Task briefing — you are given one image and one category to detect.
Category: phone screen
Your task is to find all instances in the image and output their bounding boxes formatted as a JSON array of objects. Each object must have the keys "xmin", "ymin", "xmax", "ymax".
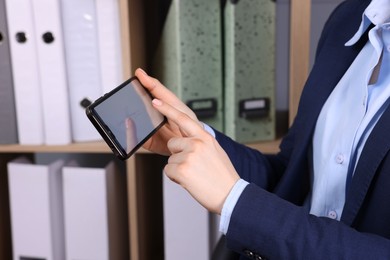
[{"xmin": 87, "ymin": 77, "xmax": 166, "ymax": 159}]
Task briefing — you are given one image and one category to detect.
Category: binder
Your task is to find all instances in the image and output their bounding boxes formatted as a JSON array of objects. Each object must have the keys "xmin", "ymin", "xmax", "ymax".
[
  {"xmin": 163, "ymin": 174, "xmax": 219, "ymax": 260},
  {"xmin": 63, "ymin": 161, "xmax": 129, "ymax": 260},
  {"xmin": 0, "ymin": 0, "xmax": 18, "ymax": 144},
  {"xmin": 32, "ymin": 0, "xmax": 72, "ymax": 145},
  {"xmin": 224, "ymin": 0, "xmax": 276, "ymax": 143},
  {"xmin": 153, "ymin": 0, "xmax": 224, "ymax": 131},
  {"xmin": 5, "ymin": 0, "xmax": 44, "ymax": 144},
  {"xmin": 60, "ymin": 0, "xmax": 103, "ymax": 142},
  {"xmin": 7, "ymin": 157, "xmax": 66, "ymax": 260},
  {"xmin": 96, "ymin": 0, "xmax": 123, "ymax": 93}
]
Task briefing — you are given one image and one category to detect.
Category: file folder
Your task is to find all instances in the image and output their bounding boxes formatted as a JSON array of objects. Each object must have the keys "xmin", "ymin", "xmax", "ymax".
[
  {"xmin": 96, "ymin": 0, "xmax": 123, "ymax": 93},
  {"xmin": 60, "ymin": 0, "xmax": 103, "ymax": 142},
  {"xmin": 0, "ymin": 0, "xmax": 18, "ymax": 144},
  {"xmin": 5, "ymin": 0, "xmax": 44, "ymax": 144},
  {"xmin": 163, "ymin": 174, "xmax": 219, "ymax": 260},
  {"xmin": 32, "ymin": 0, "xmax": 72, "ymax": 145},
  {"xmin": 224, "ymin": 0, "xmax": 276, "ymax": 143},
  {"xmin": 7, "ymin": 157, "xmax": 66, "ymax": 260},
  {"xmin": 153, "ymin": 0, "xmax": 224, "ymax": 131},
  {"xmin": 63, "ymin": 161, "xmax": 128, "ymax": 260}
]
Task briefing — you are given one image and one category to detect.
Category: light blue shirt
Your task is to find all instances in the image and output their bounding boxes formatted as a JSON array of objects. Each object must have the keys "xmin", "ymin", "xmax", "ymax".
[
  {"xmin": 310, "ymin": 16, "xmax": 390, "ymax": 220},
  {"xmin": 215, "ymin": 0, "xmax": 390, "ymax": 233}
]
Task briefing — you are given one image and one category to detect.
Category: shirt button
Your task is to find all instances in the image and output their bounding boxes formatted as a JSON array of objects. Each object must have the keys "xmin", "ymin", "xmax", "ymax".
[
  {"xmin": 328, "ymin": 210, "xmax": 338, "ymax": 219},
  {"xmin": 244, "ymin": 249, "xmax": 254, "ymax": 258},
  {"xmin": 255, "ymin": 254, "xmax": 265, "ymax": 260},
  {"xmin": 335, "ymin": 153, "xmax": 344, "ymax": 164}
]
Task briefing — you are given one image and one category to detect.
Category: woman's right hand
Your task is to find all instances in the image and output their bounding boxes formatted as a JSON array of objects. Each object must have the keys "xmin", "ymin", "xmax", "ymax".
[{"xmin": 135, "ymin": 68, "xmax": 203, "ymax": 156}]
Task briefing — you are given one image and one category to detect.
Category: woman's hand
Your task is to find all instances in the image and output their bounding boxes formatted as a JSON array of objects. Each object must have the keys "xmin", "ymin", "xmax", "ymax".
[
  {"xmin": 151, "ymin": 98, "xmax": 240, "ymax": 215},
  {"xmin": 135, "ymin": 68, "xmax": 203, "ymax": 156}
]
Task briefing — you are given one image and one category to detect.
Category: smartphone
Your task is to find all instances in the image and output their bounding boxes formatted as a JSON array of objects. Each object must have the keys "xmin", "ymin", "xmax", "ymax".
[{"xmin": 86, "ymin": 77, "xmax": 166, "ymax": 160}]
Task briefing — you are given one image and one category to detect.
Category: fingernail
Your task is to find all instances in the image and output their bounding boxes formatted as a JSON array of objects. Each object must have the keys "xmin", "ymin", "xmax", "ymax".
[
  {"xmin": 152, "ymin": 98, "xmax": 162, "ymax": 106},
  {"xmin": 138, "ymin": 68, "xmax": 148, "ymax": 76},
  {"xmin": 125, "ymin": 118, "xmax": 132, "ymax": 129}
]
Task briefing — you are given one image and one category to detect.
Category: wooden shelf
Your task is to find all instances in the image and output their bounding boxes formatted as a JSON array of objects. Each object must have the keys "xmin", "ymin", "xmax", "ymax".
[
  {"xmin": 0, "ymin": 142, "xmax": 102, "ymax": 153},
  {"xmin": 0, "ymin": 141, "xmax": 110, "ymax": 153},
  {"xmin": 0, "ymin": 141, "xmax": 150, "ymax": 154},
  {"xmin": 246, "ymin": 139, "xmax": 281, "ymax": 154},
  {"xmin": 0, "ymin": 140, "xmax": 280, "ymax": 155}
]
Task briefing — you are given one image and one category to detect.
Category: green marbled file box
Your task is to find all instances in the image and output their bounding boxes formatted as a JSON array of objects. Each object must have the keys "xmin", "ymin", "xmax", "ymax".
[
  {"xmin": 153, "ymin": 0, "xmax": 223, "ymax": 131},
  {"xmin": 224, "ymin": 0, "xmax": 276, "ymax": 143}
]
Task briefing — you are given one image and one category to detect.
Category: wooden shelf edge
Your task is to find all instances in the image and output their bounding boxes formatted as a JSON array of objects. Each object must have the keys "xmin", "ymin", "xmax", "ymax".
[
  {"xmin": 246, "ymin": 138, "xmax": 281, "ymax": 154},
  {"xmin": 0, "ymin": 139, "xmax": 281, "ymax": 154},
  {"xmin": 0, "ymin": 142, "xmax": 151, "ymax": 154}
]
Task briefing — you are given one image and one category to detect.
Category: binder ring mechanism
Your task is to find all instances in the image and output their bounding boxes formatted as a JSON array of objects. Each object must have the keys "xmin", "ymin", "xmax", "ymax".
[
  {"xmin": 15, "ymin": 32, "xmax": 27, "ymax": 43},
  {"xmin": 42, "ymin": 32, "xmax": 55, "ymax": 44},
  {"xmin": 239, "ymin": 98, "xmax": 270, "ymax": 119}
]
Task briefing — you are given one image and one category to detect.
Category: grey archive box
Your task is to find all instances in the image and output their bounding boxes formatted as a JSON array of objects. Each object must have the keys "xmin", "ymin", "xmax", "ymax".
[
  {"xmin": 224, "ymin": 0, "xmax": 276, "ymax": 143},
  {"xmin": 153, "ymin": 0, "xmax": 223, "ymax": 131},
  {"xmin": 0, "ymin": 0, "xmax": 18, "ymax": 144}
]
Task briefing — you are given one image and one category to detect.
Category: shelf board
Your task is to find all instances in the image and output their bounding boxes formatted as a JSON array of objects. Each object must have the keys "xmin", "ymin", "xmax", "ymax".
[
  {"xmin": 246, "ymin": 138, "xmax": 281, "ymax": 154},
  {"xmin": 0, "ymin": 141, "xmax": 149, "ymax": 154},
  {"xmin": 0, "ymin": 139, "xmax": 281, "ymax": 154}
]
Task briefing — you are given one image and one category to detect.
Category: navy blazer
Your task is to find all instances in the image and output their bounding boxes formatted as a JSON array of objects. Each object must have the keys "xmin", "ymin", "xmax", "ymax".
[{"xmin": 216, "ymin": 0, "xmax": 390, "ymax": 259}]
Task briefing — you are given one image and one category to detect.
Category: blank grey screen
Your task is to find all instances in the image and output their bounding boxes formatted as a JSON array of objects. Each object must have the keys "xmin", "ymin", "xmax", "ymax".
[{"xmin": 94, "ymin": 80, "xmax": 164, "ymax": 153}]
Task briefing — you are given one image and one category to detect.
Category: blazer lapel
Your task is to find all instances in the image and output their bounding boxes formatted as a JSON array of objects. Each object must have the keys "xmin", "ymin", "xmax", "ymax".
[
  {"xmin": 275, "ymin": 0, "xmax": 372, "ymax": 204},
  {"xmin": 341, "ymin": 105, "xmax": 390, "ymax": 225},
  {"xmin": 292, "ymin": 0, "xmax": 372, "ymax": 149}
]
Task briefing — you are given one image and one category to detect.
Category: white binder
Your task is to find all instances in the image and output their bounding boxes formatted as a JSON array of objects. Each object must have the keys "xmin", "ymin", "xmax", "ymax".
[
  {"xmin": 163, "ymin": 174, "xmax": 219, "ymax": 260},
  {"xmin": 96, "ymin": 0, "xmax": 123, "ymax": 93},
  {"xmin": 5, "ymin": 0, "xmax": 44, "ymax": 145},
  {"xmin": 60, "ymin": 0, "xmax": 103, "ymax": 142},
  {"xmin": 7, "ymin": 157, "xmax": 66, "ymax": 260},
  {"xmin": 32, "ymin": 0, "xmax": 72, "ymax": 145},
  {"xmin": 63, "ymin": 161, "xmax": 128, "ymax": 260}
]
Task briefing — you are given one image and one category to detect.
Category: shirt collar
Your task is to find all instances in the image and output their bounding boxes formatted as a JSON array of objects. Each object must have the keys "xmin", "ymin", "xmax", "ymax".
[{"xmin": 345, "ymin": 0, "xmax": 390, "ymax": 46}]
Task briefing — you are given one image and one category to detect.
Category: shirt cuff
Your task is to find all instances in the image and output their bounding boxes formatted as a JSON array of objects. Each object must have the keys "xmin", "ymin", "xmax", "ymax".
[
  {"xmin": 202, "ymin": 122, "xmax": 216, "ymax": 138},
  {"xmin": 219, "ymin": 179, "xmax": 249, "ymax": 234}
]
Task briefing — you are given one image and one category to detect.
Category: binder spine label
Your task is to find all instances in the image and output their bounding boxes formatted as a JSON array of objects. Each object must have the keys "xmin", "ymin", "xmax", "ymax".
[
  {"xmin": 187, "ymin": 98, "xmax": 217, "ymax": 119},
  {"xmin": 239, "ymin": 98, "xmax": 270, "ymax": 119}
]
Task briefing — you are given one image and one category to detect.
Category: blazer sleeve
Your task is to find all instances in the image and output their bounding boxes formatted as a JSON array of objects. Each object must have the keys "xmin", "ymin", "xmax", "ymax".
[
  {"xmin": 215, "ymin": 130, "xmax": 289, "ymax": 191},
  {"xmin": 217, "ymin": 128, "xmax": 390, "ymax": 259},
  {"xmin": 226, "ymin": 184, "xmax": 390, "ymax": 259}
]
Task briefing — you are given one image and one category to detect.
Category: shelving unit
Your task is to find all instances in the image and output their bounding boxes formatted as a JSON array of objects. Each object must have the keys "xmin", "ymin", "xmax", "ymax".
[
  {"xmin": 289, "ymin": 0, "xmax": 311, "ymax": 124},
  {"xmin": 0, "ymin": 0, "xmax": 312, "ymax": 259}
]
